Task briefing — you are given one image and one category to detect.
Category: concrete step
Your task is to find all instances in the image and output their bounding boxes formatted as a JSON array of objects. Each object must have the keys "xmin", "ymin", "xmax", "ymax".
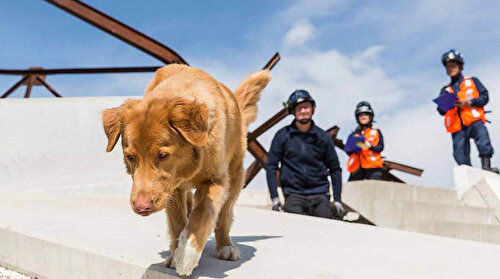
[
  {"xmin": 342, "ymin": 180, "xmax": 463, "ymax": 222},
  {"xmin": 406, "ymin": 221, "xmax": 500, "ymax": 245},
  {"xmin": 343, "ymin": 180, "xmax": 461, "ymax": 207},
  {"xmin": 1, "ymin": 193, "xmax": 500, "ymax": 279},
  {"xmin": 372, "ymin": 200, "xmax": 499, "ymax": 229}
]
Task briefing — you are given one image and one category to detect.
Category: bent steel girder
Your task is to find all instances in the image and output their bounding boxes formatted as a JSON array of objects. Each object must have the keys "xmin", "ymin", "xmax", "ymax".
[{"xmin": 44, "ymin": 0, "xmax": 187, "ymax": 65}]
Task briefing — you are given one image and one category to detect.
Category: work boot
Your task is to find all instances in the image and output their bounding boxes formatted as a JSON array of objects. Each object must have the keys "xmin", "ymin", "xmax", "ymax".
[{"xmin": 480, "ymin": 156, "xmax": 499, "ymax": 174}]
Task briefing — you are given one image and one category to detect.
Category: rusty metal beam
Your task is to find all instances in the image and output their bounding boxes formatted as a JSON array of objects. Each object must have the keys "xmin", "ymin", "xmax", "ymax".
[
  {"xmin": 383, "ymin": 160, "xmax": 423, "ymax": 176},
  {"xmin": 248, "ymin": 140, "xmax": 268, "ymax": 165},
  {"xmin": 44, "ymin": 0, "xmax": 187, "ymax": 65},
  {"xmin": 326, "ymin": 125, "xmax": 345, "ymax": 149},
  {"xmin": 262, "ymin": 52, "xmax": 280, "ymax": 70},
  {"xmin": 244, "ymin": 160, "xmax": 263, "ymax": 187},
  {"xmin": 36, "ymin": 77, "xmax": 62, "ymax": 98},
  {"xmin": 0, "ymin": 66, "xmax": 161, "ymax": 76},
  {"xmin": 248, "ymin": 108, "xmax": 288, "ymax": 142},
  {"xmin": 1, "ymin": 76, "xmax": 29, "ymax": 98},
  {"xmin": 24, "ymin": 76, "xmax": 35, "ymax": 98}
]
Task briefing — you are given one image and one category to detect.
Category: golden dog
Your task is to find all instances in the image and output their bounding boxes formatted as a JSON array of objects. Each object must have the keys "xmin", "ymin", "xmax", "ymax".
[{"xmin": 102, "ymin": 64, "xmax": 271, "ymax": 275}]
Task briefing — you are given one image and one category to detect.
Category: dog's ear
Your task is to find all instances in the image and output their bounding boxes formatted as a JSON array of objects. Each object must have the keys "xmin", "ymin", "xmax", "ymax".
[
  {"xmin": 102, "ymin": 106, "xmax": 123, "ymax": 152},
  {"xmin": 102, "ymin": 99, "xmax": 139, "ymax": 152},
  {"xmin": 169, "ymin": 101, "xmax": 209, "ymax": 147}
]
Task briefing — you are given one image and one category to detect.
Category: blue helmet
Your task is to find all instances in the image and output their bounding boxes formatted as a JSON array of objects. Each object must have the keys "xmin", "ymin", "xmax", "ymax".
[
  {"xmin": 442, "ymin": 49, "xmax": 464, "ymax": 66},
  {"xmin": 285, "ymin": 89, "xmax": 316, "ymax": 114}
]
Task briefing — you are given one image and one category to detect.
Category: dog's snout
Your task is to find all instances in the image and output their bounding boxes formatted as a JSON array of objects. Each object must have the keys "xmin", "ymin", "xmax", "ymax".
[{"xmin": 133, "ymin": 197, "xmax": 154, "ymax": 212}]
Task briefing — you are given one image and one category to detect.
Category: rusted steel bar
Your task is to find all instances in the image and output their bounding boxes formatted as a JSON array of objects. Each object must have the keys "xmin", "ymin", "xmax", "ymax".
[
  {"xmin": 44, "ymin": 0, "xmax": 187, "ymax": 65},
  {"xmin": 247, "ymin": 140, "xmax": 268, "ymax": 165},
  {"xmin": 248, "ymin": 108, "xmax": 288, "ymax": 142},
  {"xmin": 36, "ymin": 77, "xmax": 62, "ymax": 98},
  {"xmin": 1, "ymin": 76, "xmax": 29, "ymax": 98},
  {"xmin": 0, "ymin": 66, "xmax": 161, "ymax": 76},
  {"xmin": 244, "ymin": 160, "xmax": 263, "ymax": 187},
  {"xmin": 262, "ymin": 52, "xmax": 280, "ymax": 70},
  {"xmin": 326, "ymin": 125, "xmax": 345, "ymax": 149},
  {"xmin": 24, "ymin": 76, "xmax": 34, "ymax": 98},
  {"xmin": 383, "ymin": 160, "xmax": 423, "ymax": 176}
]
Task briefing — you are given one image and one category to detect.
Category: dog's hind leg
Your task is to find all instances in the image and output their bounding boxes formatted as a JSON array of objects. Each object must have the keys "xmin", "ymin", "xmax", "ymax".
[
  {"xmin": 214, "ymin": 159, "xmax": 243, "ymax": 261},
  {"xmin": 165, "ymin": 186, "xmax": 189, "ymax": 269}
]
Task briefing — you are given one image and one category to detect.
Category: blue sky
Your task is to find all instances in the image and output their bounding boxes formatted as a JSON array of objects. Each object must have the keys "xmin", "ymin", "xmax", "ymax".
[{"xmin": 2, "ymin": 0, "xmax": 500, "ymax": 189}]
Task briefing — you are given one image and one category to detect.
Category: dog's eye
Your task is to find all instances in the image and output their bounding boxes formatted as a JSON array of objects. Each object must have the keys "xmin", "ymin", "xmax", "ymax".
[
  {"xmin": 126, "ymin": 154, "xmax": 134, "ymax": 161},
  {"xmin": 158, "ymin": 153, "xmax": 168, "ymax": 160}
]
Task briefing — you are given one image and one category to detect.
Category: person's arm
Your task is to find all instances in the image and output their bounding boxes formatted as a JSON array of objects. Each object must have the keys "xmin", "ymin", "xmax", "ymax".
[
  {"xmin": 369, "ymin": 130, "xmax": 384, "ymax": 153},
  {"xmin": 325, "ymin": 136, "xmax": 342, "ymax": 202},
  {"xmin": 470, "ymin": 77, "xmax": 489, "ymax": 107},
  {"xmin": 437, "ymin": 87, "xmax": 448, "ymax": 115},
  {"xmin": 265, "ymin": 131, "xmax": 284, "ymax": 200}
]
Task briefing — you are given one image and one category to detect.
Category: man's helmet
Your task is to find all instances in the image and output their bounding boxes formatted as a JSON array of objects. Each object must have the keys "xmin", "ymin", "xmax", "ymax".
[
  {"xmin": 355, "ymin": 101, "xmax": 374, "ymax": 119},
  {"xmin": 441, "ymin": 49, "xmax": 464, "ymax": 66},
  {"xmin": 285, "ymin": 89, "xmax": 316, "ymax": 114}
]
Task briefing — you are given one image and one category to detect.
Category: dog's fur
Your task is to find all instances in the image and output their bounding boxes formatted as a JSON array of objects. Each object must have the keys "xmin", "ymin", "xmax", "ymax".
[{"xmin": 102, "ymin": 64, "xmax": 271, "ymax": 275}]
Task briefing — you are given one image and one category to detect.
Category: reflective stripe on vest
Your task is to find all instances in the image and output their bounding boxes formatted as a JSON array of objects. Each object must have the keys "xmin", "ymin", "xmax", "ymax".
[{"xmin": 443, "ymin": 77, "xmax": 486, "ymax": 133}]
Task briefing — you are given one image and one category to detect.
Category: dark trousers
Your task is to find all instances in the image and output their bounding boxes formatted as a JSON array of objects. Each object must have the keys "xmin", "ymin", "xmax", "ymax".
[
  {"xmin": 283, "ymin": 193, "xmax": 333, "ymax": 219},
  {"xmin": 452, "ymin": 121, "xmax": 494, "ymax": 165},
  {"xmin": 348, "ymin": 167, "xmax": 383, "ymax": 181}
]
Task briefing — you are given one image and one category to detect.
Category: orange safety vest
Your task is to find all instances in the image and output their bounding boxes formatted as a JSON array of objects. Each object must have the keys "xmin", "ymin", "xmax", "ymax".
[
  {"xmin": 443, "ymin": 77, "xmax": 486, "ymax": 133},
  {"xmin": 347, "ymin": 127, "xmax": 384, "ymax": 173}
]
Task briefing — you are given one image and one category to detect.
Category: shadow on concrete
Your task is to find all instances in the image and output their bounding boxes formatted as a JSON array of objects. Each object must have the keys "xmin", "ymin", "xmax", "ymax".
[{"xmin": 143, "ymin": 235, "xmax": 281, "ymax": 278}]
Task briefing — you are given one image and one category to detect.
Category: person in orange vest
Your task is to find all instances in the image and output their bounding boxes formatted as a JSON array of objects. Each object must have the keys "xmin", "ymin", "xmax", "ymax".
[
  {"xmin": 437, "ymin": 49, "xmax": 499, "ymax": 173},
  {"xmin": 345, "ymin": 101, "xmax": 384, "ymax": 181}
]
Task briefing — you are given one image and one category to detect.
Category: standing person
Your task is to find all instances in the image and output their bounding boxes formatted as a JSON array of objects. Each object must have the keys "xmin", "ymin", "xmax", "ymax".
[
  {"xmin": 345, "ymin": 101, "xmax": 384, "ymax": 181},
  {"xmin": 437, "ymin": 49, "xmax": 498, "ymax": 173},
  {"xmin": 265, "ymin": 89, "xmax": 344, "ymax": 219}
]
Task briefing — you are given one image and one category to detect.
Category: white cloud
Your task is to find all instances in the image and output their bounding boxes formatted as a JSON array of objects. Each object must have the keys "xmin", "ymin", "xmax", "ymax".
[{"xmin": 282, "ymin": 20, "xmax": 317, "ymax": 49}]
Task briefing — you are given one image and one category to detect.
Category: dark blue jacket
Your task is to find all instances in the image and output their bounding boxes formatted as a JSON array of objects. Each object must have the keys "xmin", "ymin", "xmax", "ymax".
[
  {"xmin": 265, "ymin": 120, "xmax": 342, "ymax": 202},
  {"xmin": 437, "ymin": 73, "xmax": 489, "ymax": 116}
]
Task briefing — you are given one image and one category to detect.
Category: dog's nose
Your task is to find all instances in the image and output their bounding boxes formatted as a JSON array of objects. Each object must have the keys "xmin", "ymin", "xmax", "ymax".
[{"xmin": 133, "ymin": 197, "xmax": 154, "ymax": 212}]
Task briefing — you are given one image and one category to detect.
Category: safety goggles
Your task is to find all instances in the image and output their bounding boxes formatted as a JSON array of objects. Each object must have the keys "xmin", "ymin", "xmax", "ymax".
[{"xmin": 288, "ymin": 90, "xmax": 311, "ymax": 104}]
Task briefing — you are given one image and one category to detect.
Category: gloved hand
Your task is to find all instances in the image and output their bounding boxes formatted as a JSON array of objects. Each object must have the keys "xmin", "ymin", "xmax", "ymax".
[
  {"xmin": 333, "ymin": 201, "xmax": 345, "ymax": 217},
  {"xmin": 272, "ymin": 197, "xmax": 282, "ymax": 211},
  {"xmin": 356, "ymin": 141, "xmax": 371, "ymax": 149}
]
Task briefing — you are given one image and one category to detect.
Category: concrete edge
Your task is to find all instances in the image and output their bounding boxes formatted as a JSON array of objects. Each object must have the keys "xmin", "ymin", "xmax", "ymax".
[{"xmin": 0, "ymin": 228, "xmax": 178, "ymax": 279}]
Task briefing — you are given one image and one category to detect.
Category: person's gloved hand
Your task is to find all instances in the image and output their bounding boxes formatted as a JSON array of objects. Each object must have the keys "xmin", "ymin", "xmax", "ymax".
[
  {"xmin": 272, "ymin": 197, "xmax": 282, "ymax": 211},
  {"xmin": 333, "ymin": 201, "xmax": 345, "ymax": 217}
]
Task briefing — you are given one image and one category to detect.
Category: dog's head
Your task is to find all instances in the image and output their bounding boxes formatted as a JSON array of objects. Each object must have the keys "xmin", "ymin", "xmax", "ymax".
[{"xmin": 102, "ymin": 97, "xmax": 208, "ymax": 216}]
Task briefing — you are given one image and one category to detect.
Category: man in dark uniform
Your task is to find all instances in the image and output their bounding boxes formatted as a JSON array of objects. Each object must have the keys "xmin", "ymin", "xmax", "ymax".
[{"xmin": 265, "ymin": 90, "xmax": 344, "ymax": 218}]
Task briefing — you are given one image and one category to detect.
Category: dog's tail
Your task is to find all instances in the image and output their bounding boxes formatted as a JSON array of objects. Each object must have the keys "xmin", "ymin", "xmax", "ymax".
[{"xmin": 233, "ymin": 70, "xmax": 272, "ymax": 129}]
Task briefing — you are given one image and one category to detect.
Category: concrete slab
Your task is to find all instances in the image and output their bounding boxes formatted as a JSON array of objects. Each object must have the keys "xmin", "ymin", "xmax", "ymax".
[
  {"xmin": 372, "ymin": 200, "xmax": 499, "ymax": 227},
  {"xmin": 406, "ymin": 221, "xmax": 500, "ymax": 244},
  {"xmin": 1, "ymin": 193, "xmax": 500, "ymax": 279},
  {"xmin": 0, "ymin": 97, "xmax": 134, "ymax": 192},
  {"xmin": 454, "ymin": 165, "xmax": 500, "ymax": 198},
  {"xmin": 342, "ymin": 180, "xmax": 462, "ymax": 223}
]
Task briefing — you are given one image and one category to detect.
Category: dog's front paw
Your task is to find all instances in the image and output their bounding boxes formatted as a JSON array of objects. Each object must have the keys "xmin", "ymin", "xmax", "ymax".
[
  {"xmin": 216, "ymin": 245, "xmax": 240, "ymax": 261},
  {"xmin": 173, "ymin": 230, "xmax": 202, "ymax": 276},
  {"xmin": 165, "ymin": 254, "xmax": 176, "ymax": 269}
]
